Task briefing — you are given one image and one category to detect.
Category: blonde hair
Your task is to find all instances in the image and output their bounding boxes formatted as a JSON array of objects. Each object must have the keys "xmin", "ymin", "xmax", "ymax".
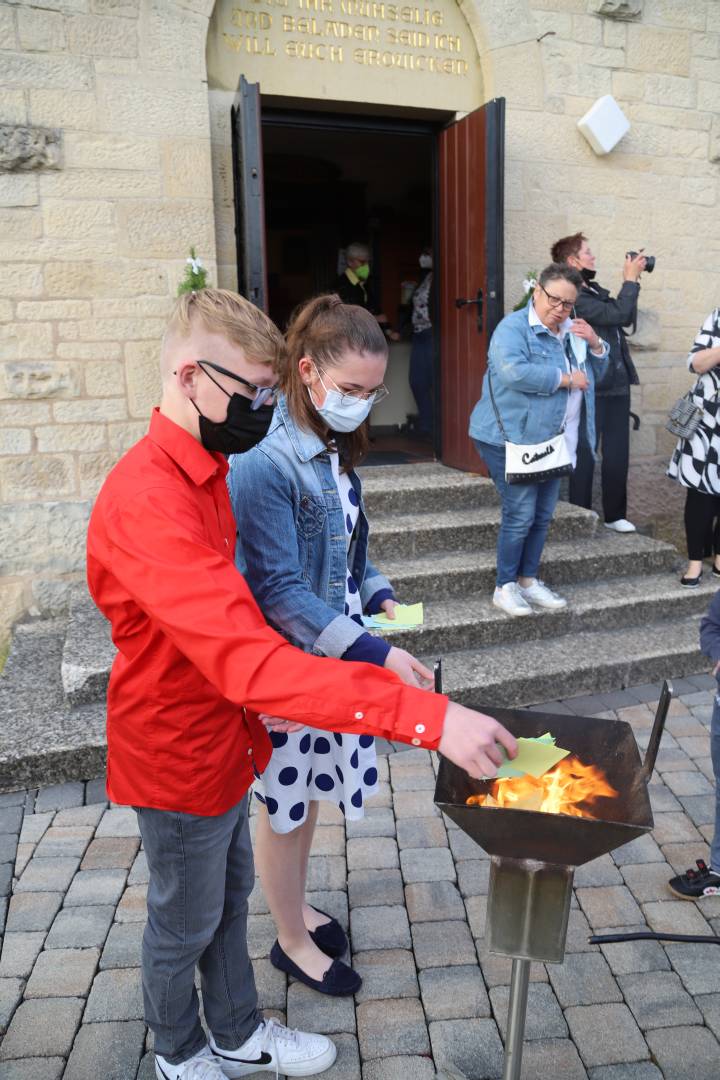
[{"xmin": 164, "ymin": 288, "xmax": 284, "ymax": 371}]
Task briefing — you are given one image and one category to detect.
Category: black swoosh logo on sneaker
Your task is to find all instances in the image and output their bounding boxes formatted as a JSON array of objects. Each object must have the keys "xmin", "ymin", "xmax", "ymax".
[{"xmin": 214, "ymin": 1050, "xmax": 273, "ymax": 1065}]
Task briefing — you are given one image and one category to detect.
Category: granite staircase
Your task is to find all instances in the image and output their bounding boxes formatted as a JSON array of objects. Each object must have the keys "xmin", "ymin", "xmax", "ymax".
[{"xmin": 0, "ymin": 462, "xmax": 712, "ymax": 790}]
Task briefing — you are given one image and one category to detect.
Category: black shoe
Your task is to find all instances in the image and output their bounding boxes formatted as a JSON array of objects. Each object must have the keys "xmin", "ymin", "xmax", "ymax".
[
  {"xmin": 680, "ymin": 572, "xmax": 703, "ymax": 588},
  {"xmin": 669, "ymin": 858, "xmax": 720, "ymax": 899},
  {"xmin": 713, "ymin": 564, "xmax": 720, "ymax": 578},
  {"xmin": 270, "ymin": 940, "xmax": 362, "ymax": 996},
  {"xmin": 308, "ymin": 908, "xmax": 348, "ymax": 958}
]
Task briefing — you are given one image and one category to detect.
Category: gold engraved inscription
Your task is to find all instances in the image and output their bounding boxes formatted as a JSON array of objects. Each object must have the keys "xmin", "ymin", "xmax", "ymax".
[{"xmin": 224, "ymin": 0, "xmax": 471, "ymax": 74}]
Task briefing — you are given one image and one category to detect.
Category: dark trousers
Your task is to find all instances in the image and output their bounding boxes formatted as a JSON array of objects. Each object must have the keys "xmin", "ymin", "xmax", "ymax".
[
  {"xmin": 569, "ymin": 394, "xmax": 630, "ymax": 523},
  {"xmin": 684, "ymin": 487, "xmax": 720, "ymax": 561},
  {"xmin": 409, "ymin": 328, "xmax": 434, "ymax": 436}
]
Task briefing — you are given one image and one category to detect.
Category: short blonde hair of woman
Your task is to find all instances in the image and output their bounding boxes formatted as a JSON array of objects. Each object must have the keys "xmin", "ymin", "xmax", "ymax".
[{"xmin": 164, "ymin": 288, "xmax": 284, "ymax": 372}]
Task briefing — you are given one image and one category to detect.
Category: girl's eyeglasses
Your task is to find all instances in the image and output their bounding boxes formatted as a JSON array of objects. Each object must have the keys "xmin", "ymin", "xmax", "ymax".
[
  {"xmin": 198, "ymin": 359, "xmax": 278, "ymax": 410},
  {"xmin": 313, "ymin": 364, "xmax": 390, "ymax": 407}
]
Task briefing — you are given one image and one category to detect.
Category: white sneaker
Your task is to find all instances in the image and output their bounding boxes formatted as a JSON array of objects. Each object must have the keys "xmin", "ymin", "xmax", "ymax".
[
  {"xmin": 604, "ymin": 519, "xmax": 636, "ymax": 533},
  {"xmin": 156, "ymin": 1046, "xmax": 228, "ymax": 1080},
  {"xmin": 492, "ymin": 582, "xmax": 533, "ymax": 617},
  {"xmin": 210, "ymin": 1018, "xmax": 337, "ymax": 1078},
  {"xmin": 518, "ymin": 579, "xmax": 567, "ymax": 610}
]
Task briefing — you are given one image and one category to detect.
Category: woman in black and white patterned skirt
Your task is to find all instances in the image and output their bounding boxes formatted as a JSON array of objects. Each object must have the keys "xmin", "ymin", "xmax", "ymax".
[{"xmin": 668, "ymin": 308, "xmax": 720, "ymax": 586}]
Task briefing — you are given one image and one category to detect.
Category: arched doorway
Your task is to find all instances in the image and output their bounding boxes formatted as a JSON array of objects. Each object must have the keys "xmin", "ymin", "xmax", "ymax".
[{"xmin": 205, "ymin": 0, "xmax": 503, "ymax": 471}]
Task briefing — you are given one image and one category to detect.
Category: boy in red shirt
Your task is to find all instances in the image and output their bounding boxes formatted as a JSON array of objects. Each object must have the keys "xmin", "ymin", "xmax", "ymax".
[{"xmin": 88, "ymin": 288, "xmax": 515, "ymax": 1080}]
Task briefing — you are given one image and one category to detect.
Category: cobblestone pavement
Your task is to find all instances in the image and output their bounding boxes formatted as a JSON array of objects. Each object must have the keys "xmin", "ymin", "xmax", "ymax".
[{"xmin": 2, "ymin": 675, "xmax": 720, "ymax": 1079}]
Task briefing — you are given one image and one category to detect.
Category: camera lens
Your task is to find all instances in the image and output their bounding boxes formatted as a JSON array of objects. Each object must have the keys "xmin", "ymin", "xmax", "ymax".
[{"xmin": 645, "ymin": 255, "xmax": 655, "ymax": 273}]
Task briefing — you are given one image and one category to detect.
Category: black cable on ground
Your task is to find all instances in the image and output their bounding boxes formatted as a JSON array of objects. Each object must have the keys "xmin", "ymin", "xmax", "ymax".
[{"xmin": 590, "ymin": 931, "xmax": 720, "ymax": 945}]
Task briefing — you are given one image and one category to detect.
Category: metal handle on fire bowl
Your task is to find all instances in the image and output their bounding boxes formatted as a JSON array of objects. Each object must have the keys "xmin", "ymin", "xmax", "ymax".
[{"xmin": 642, "ymin": 679, "xmax": 674, "ymax": 782}]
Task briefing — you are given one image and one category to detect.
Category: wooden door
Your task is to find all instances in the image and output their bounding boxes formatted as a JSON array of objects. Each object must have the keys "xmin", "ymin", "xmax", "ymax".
[
  {"xmin": 438, "ymin": 98, "xmax": 505, "ymax": 472},
  {"xmin": 231, "ymin": 76, "xmax": 268, "ymax": 311}
]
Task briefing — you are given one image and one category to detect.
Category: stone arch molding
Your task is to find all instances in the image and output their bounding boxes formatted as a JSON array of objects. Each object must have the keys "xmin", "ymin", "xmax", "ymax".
[{"xmin": 191, "ymin": 0, "xmax": 542, "ymax": 108}]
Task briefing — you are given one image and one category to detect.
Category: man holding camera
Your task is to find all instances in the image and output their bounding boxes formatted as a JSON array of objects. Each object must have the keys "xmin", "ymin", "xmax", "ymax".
[{"xmin": 551, "ymin": 232, "xmax": 647, "ymax": 533}]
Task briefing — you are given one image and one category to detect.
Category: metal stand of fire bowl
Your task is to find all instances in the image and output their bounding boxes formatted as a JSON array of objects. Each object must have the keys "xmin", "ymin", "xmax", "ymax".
[{"xmin": 434, "ymin": 680, "xmax": 673, "ymax": 1080}]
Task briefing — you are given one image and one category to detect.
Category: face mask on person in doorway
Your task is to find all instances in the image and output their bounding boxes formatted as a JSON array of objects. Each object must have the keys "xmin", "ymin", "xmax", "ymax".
[
  {"xmin": 354, "ymin": 263, "xmax": 370, "ymax": 282},
  {"xmin": 419, "ymin": 254, "xmax": 433, "ymax": 270}
]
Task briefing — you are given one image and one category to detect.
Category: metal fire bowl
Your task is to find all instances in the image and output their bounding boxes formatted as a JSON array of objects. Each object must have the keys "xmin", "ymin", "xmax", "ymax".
[{"xmin": 435, "ymin": 706, "xmax": 654, "ymax": 868}]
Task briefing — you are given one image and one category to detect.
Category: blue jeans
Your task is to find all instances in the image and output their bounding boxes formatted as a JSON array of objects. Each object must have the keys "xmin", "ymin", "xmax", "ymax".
[
  {"xmin": 136, "ymin": 796, "xmax": 260, "ymax": 1064},
  {"xmin": 474, "ymin": 439, "xmax": 562, "ymax": 588},
  {"xmin": 712, "ymin": 682, "xmax": 720, "ymax": 872}
]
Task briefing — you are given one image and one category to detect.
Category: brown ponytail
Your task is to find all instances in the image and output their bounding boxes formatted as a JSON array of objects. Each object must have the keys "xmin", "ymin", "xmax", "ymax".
[{"xmin": 282, "ymin": 294, "xmax": 388, "ymax": 471}]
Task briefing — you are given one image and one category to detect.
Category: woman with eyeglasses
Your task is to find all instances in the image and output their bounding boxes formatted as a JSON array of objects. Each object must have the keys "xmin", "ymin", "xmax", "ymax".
[
  {"xmin": 228, "ymin": 294, "xmax": 433, "ymax": 996},
  {"xmin": 469, "ymin": 263, "xmax": 609, "ymax": 618}
]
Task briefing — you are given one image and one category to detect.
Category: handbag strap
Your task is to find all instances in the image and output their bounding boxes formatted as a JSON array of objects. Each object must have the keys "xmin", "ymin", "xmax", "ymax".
[{"xmin": 486, "ymin": 369, "xmax": 509, "ymax": 441}]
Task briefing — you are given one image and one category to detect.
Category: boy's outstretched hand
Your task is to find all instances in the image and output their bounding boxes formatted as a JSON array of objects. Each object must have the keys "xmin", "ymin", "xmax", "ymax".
[{"xmin": 438, "ymin": 702, "xmax": 517, "ymax": 780}]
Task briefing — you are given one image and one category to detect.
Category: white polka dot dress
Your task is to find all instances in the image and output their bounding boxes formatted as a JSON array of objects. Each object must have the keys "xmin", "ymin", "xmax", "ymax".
[{"xmin": 254, "ymin": 450, "xmax": 380, "ymax": 834}]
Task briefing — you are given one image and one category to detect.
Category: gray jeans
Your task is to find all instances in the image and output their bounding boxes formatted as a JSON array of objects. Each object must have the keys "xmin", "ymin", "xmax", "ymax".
[{"xmin": 136, "ymin": 796, "xmax": 261, "ymax": 1065}]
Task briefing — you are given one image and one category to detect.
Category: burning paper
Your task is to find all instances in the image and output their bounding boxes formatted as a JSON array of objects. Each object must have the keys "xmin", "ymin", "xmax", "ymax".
[{"xmin": 467, "ymin": 754, "xmax": 618, "ymax": 819}]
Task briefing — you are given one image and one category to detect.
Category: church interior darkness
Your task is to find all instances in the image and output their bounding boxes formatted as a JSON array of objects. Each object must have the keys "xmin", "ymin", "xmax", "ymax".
[{"xmin": 261, "ymin": 114, "xmax": 437, "ymax": 463}]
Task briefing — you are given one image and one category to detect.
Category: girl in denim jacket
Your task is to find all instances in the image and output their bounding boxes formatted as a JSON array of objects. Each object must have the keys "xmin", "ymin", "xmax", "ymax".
[{"xmin": 228, "ymin": 295, "xmax": 432, "ymax": 997}]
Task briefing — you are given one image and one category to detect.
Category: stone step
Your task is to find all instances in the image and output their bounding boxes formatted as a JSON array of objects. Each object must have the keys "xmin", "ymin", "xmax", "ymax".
[
  {"xmin": 0, "ymin": 617, "xmax": 107, "ymax": 792},
  {"xmin": 359, "ymin": 462, "xmax": 495, "ymax": 514},
  {"xmin": 435, "ymin": 614, "xmax": 705, "ymax": 709},
  {"xmin": 369, "ymin": 501, "xmax": 597, "ymax": 560},
  {"xmin": 61, "ymin": 589, "xmax": 115, "ymax": 708},
  {"xmin": 374, "ymin": 571, "xmax": 715, "ymax": 656},
  {"xmin": 381, "ymin": 532, "xmax": 678, "ymax": 601}
]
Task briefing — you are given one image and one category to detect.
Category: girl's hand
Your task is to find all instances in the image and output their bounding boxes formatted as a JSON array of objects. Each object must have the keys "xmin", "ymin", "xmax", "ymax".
[
  {"xmin": 260, "ymin": 714, "xmax": 305, "ymax": 734},
  {"xmin": 384, "ymin": 647, "xmax": 434, "ymax": 689},
  {"xmin": 380, "ymin": 599, "xmax": 398, "ymax": 620}
]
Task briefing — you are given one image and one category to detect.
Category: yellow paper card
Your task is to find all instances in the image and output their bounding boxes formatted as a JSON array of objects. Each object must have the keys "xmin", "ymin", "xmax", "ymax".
[
  {"xmin": 496, "ymin": 737, "xmax": 570, "ymax": 779},
  {"xmin": 367, "ymin": 603, "xmax": 424, "ymax": 629}
]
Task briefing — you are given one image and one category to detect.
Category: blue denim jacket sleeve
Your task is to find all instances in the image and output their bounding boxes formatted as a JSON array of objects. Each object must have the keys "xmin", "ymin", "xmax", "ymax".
[
  {"xmin": 228, "ymin": 449, "xmax": 366, "ymax": 659},
  {"xmin": 700, "ymin": 590, "xmax": 720, "ymax": 663},
  {"xmin": 360, "ymin": 556, "xmax": 393, "ymax": 610},
  {"xmin": 491, "ymin": 320, "xmax": 564, "ymax": 397}
]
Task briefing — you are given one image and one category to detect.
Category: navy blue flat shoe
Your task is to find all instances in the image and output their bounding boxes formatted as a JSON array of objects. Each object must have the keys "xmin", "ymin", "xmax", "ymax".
[
  {"xmin": 308, "ymin": 908, "xmax": 348, "ymax": 958},
  {"xmin": 270, "ymin": 940, "xmax": 361, "ymax": 996}
]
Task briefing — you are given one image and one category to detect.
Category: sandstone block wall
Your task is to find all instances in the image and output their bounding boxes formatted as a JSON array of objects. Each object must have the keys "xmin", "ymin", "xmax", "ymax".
[
  {"xmin": 0, "ymin": 0, "xmax": 218, "ymax": 641},
  {"xmin": 1, "ymin": 0, "xmax": 719, "ymax": 645}
]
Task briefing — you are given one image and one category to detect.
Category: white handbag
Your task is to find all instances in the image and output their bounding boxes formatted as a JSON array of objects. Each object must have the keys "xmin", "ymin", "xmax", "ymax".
[{"xmin": 487, "ymin": 371, "xmax": 573, "ymax": 485}]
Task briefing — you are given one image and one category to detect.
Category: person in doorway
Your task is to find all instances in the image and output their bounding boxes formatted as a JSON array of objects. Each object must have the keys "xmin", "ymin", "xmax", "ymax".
[
  {"xmin": 229, "ymin": 294, "xmax": 433, "ymax": 996},
  {"xmin": 469, "ymin": 264, "xmax": 608, "ymax": 618},
  {"xmin": 87, "ymin": 287, "xmax": 518, "ymax": 1080},
  {"xmin": 335, "ymin": 241, "xmax": 399, "ymax": 341},
  {"xmin": 551, "ymin": 232, "xmax": 645, "ymax": 533},
  {"xmin": 409, "ymin": 245, "xmax": 434, "ymax": 439},
  {"xmin": 668, "ymin": 587, "xmax": 720, "ymax": 897},
  {"xmin": 668, "ymin": 307, "xmax": 720, "ymax": 587}
]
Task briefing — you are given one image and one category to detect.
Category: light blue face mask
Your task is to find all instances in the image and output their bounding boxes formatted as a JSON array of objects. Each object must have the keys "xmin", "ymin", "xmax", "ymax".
[{"xmin": 309, "ymin": 370, "xmax": 375, "ymax": 433}]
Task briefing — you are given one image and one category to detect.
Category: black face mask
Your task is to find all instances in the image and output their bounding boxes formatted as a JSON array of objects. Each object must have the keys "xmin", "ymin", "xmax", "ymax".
[
  {"xmin": 193, "ymin": 392, "xmax": 273, "ymax": 455},
  {"xmin": 581, "ymin": 267, "xmax": 596, "ymax": 283}
]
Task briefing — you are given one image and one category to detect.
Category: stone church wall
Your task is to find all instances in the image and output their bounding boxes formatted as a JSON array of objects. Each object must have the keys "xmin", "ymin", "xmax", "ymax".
[{"xmin": 0, "ymin": 0, "xmax": 719, "ymax": 642}]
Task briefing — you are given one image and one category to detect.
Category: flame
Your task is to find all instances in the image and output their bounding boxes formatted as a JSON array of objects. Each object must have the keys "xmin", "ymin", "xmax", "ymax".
[{"xmin": 466, "ymin": 755, "xmax": 617, "ymax": 819}]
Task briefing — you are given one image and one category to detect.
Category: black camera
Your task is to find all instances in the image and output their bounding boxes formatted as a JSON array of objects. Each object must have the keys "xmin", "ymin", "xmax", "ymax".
[{"xmin": 627, "ymin": 250, "xmax": 655, "ymax": 273}]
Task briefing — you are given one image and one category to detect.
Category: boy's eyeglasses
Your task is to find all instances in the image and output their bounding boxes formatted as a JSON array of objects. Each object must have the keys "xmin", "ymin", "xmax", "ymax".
[
  {"xmin": 314, "ymin": 364, "xmax": 390, "ymax": 407},
  {"xmin": 198, "ymin": 359, "xmax": 278, "ymax": 410},
  {"xmin": 539, "ymin": 284, "xmax": 575, "ymax": 312}
]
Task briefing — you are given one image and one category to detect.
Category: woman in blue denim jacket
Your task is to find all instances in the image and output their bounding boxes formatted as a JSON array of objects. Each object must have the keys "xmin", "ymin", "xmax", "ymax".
[
  {"xmin": 469, "ymin": 263, "xmax": 609, "ymax": 618},
  {"xmin": 228, "ymin": 295, "xmax": 432, "ymax": 998}
]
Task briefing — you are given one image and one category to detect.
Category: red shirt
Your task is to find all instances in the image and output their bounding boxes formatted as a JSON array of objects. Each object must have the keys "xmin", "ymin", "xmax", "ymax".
[{"xmin": 87, "ymin": 409, "xmax": 447, "ymax": 815}]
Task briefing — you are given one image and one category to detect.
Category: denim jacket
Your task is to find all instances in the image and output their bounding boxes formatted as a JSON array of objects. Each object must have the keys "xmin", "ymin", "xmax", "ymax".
[
  {"xmin": 468, "ymin": 302, "xmax": 609, "ymax": 452},
  {"xmin": 228, "ymin": 393, "xmax": 392, "ymax": 659}
]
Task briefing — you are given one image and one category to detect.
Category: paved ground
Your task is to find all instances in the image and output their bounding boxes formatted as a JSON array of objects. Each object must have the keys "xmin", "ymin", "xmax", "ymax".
[{"xmin": 1, "ymin": 675, "xmax": 720, "ymax": 1079}]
